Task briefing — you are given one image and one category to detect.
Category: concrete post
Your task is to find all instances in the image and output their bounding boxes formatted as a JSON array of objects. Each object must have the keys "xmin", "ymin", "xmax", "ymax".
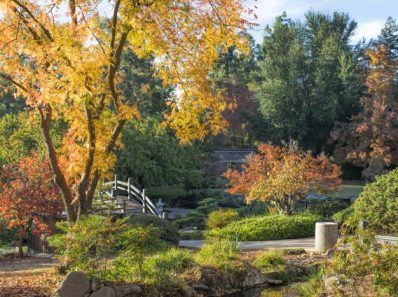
[{"xmin": 315, "ymin": 222, "xmax": 338, "ymax": 253}]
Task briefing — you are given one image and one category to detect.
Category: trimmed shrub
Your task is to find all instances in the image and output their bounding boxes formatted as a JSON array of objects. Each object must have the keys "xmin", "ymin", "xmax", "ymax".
[
  {"xmin": 207, "ymin": 214, "xmax": 321, "ymax": 241},
  {"xmin": 207, "ymin": 209, "xmax": 240, "ymax": 229},
  {"xmin": 353, "ymin": 168, "xmax": 398, "ymax": 234},
  {"xmin": 126, "ymin": 214, "xmax": 180, "ymax": 246}
]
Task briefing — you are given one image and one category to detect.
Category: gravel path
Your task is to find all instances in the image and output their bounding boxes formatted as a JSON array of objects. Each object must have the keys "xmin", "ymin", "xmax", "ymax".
[{"xmin": 179, "ymin": 238, "xmax": 315, "ymax": 251}]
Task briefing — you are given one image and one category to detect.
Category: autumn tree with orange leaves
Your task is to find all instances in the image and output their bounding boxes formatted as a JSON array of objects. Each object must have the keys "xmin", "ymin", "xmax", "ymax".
[
  {"xmin": 332, "ymin": 45, "xmax": 398, "ymax": 179},
  {"xmin": 0, "ymin": 0, "xmax": 253, "ymax": 221},
  {"xmin": 224, "ymin": 144, "xmax": 341, "ymax": 215},
  {"xmin": 0, "ymin": 153, "xmax": 62, "ymax": 256}
]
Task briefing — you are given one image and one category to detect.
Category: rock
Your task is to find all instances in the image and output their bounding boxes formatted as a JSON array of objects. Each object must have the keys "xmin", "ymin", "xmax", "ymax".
[
  {"xmin": 241, "ymin": 265, "xmax": 266, "ymax": 288},
  {"xmin": 191, "ymin": 284, "xmax": 210, "ymax": 292},
  {"xmin": 114, "ymin": 284, "xmax": 142, "ymax": 297},
  {"xmin": 90, "ymin": 287, "xmax": 116, "ymax": 297},
  {"xmin": 52, "ymin": 271, "xmax": 91, "ymax": 297},
  {"xmin": 264, "ymin": 277, "xmax": 283, "ymax": 285},
  {"xmin": 323, "ymin": 248, "xmax": 335, "ymax": 257},
  {"xmin": 324, "ymin": 276, "xmax": 339, "ymax": 291},
  {"xmin": 91, "ymin": 279, "xmax": 101, "ymax": 292}
]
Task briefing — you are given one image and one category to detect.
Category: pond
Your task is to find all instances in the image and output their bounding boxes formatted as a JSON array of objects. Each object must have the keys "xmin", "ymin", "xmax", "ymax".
[{"xmin": 223, "ymin": 283, "xmax": 303, "ymax": 297}]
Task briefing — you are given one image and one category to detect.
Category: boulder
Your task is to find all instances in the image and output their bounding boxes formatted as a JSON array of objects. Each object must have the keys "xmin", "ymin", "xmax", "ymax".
[
  {"xmin": 90, "ymin": 287, "xmax": 116, "ymax": 297},
  {"xmin": 241, "ymin": 265, "xmax": 266, "ymax": 288},
  {"xmin": 52, "ymin": 271, "xmax": 91, "ymax": 297},
  {"xmin": 114, "ymin": 284, "xmax": 142, "ymax": 297},
  {"xmin": 324, "ymin": 276, "xmax": 339, "ymax": 291}
]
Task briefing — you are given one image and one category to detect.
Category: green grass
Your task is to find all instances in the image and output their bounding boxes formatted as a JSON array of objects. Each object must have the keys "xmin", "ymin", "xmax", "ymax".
[{"xmin": 328, "ymin": 184, "xmax": 364, "ymax": 199}]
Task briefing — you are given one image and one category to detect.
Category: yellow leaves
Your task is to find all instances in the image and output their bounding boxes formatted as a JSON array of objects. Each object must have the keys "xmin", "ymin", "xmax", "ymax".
[{"xmin": 0, "ymin": 0, "xmax": 251, "ymax": 199}]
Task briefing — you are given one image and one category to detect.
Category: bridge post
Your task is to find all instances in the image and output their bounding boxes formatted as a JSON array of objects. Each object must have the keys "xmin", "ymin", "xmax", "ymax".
[
  {"xmin": 112, "ymin": 174, "xmax": 118, "ymax": 198},
  {"xmin": 127, "ymin": 178, "xmax": 131, "ymax": 201},
  {"xmin": 142, "ymin": 188, "xmax": 146, "ymax": 214}
]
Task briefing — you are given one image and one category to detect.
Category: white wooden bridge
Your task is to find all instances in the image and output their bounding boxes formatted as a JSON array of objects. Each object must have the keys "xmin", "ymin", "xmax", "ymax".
[{"xmin": 102, "ymin": 176, "xmax": 162, "ymax": 217}]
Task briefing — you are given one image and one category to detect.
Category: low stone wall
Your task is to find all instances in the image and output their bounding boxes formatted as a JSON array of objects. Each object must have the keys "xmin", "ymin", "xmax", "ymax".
[{"xmin": 52, "ymin": 267, "xmax": 266, "ymax": 297}]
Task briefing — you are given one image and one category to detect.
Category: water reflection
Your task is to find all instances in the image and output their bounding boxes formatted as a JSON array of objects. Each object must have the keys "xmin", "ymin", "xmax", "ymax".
[{"xmin": 221, "ymin": 286, "xmax": 298, "ymax": 297}]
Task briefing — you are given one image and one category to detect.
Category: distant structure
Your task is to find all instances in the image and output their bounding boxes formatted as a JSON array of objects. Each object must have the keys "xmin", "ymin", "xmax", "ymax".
[{"xmin": 206, "ymin": 148, "xmax": 255, "ymax": 178}]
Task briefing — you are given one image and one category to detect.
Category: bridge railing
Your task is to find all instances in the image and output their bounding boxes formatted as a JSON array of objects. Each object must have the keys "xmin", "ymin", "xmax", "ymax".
[{"xmin": 104, "ymin": 176, "xmax": 159, "ymax": 216}]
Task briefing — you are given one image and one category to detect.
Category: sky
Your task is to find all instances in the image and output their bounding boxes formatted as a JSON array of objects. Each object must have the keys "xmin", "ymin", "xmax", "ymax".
[{"xmin": 246, "ymin": 0, "xmax": 398, "ymax": 44}]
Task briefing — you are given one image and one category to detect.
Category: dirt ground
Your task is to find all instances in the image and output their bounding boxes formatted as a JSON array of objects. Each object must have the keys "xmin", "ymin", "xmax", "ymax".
[{"xmin": 0, "ymin": 254, "xmax": 62, "ymax": 297}]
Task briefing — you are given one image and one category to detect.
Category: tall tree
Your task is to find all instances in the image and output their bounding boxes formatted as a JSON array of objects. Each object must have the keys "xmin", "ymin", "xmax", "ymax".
[
  {"xmin": 0, "ymin": 153, "xmax": 62, "ymax": 256},
  {"xmin": 209, "ymin": 34, "xmax": 264, "ymax": 147},
  {"xmin": 252, "ymin": 12, "xmax": 363, "ymax": 153},
  {"xmin": 378, "ymin": 17, "xmax": 398, "ymax": 59},
  {"xmin": 0, "ymin": 0, "xmax": 251, "ymax": 221},
  {"xmin": 332, "ymin": 45, "xmax": 398, "ymax": 179}
]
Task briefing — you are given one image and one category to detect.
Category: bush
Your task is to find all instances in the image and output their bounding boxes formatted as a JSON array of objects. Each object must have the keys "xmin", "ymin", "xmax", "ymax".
[
  {"xmin": 174, "ymin": 197, "xmax": 220, "ymax": 229},
  {"xmin": 207, "ymin": 209, "xmax": 240, "ymax": 229},
  {"xmin": 353, "ymin": 168, "xmax": 398, "ymax": 234},
  {"xmin": 48, "ymin": 215, "xmax": 166, "ymax": 282},
  {"xmin": 207, "ymin": 214, "xmax": 321, "ymax": 241},
  {"xmin": 126, "ymin": 214, "xmax": 180, "ymax": 246},
  {"xmin": 330, "ymin": 231, "xmax": 398, "ymax": 296}
]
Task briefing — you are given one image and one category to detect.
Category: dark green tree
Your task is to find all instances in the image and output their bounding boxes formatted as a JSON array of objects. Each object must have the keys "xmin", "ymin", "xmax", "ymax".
[
  {"xmin": 252, "ymin": 12, "xmax": 363, "ymax": 153},
  {"xmin": 209, "ymin": 34, "xmax": 266, "ymax": 147},
  {"xmin": 116, "ymin": 117, "xmax": 204, "ymax": 189},
  {"xmin": 377, "ymin": 17, "xmax": 398, "ymax": 59}
]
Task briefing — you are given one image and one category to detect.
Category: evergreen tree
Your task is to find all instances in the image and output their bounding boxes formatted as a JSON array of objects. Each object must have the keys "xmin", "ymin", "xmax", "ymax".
[{"xmin": 252, "ymin": 12, "xmax": 363, "ymax": 153}]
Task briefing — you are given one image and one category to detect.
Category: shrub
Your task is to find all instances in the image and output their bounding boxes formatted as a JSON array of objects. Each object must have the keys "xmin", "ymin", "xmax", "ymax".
[
  {"xmin": 207, "ymin": 209, "xmax": 240, "ymax": 229},
  {"xmin": 48, "ymin": 216, "xmax": 127, "ymax": 279},
  {"xmin": 174, "ymin": 197, "xmax": 220, "ymax": 229},
  {"xmin": 48, "ymin": 215, "xmax": 166, "ymax": 282},
  {"xmin": 207, "ymin": 214, "xmax": 321, "ymax": 241},
  {"xmin": 353, "ymin": 168, "xmax": 398, "ymax": 234},
  {"xmin": 330, "ymin": 231, "xmax": 398, "ymax": 296},
  {"xmin": 126, "ymin": 214, "xmax": 179, "ymax": 246}
]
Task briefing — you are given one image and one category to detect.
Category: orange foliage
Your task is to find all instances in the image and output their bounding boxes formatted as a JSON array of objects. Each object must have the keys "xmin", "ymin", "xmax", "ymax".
[
  {"xmin": 0, "ymin": 153, "xmax": 63, "ymax": 255},
  {"xmin": 332, "ymin": 45, "xmax": 398, "ymax": 179},
  {"xmin": 224, "ymin": 144, "xmax": 341, "ymax": 214}
]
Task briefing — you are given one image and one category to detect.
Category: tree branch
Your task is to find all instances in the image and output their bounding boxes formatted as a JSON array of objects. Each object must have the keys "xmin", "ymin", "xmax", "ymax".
[
  {"xmin": 0, "ymin": 72, "xmax": 29, "ymax": 92},
  {"xmin": 11, "ymin": 0, "xmax": 53, "ymax": 41}
]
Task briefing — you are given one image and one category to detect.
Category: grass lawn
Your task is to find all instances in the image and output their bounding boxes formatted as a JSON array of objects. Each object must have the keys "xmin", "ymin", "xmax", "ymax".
[{"xmin": 329, "ymin": 183, "xmax": 365, "ymax": 199}]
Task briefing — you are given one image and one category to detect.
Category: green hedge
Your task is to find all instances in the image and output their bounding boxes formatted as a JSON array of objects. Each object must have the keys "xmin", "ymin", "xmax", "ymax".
[{"xmin": 207, "ymin": 214, "xmax": 321, "ymax": 241}]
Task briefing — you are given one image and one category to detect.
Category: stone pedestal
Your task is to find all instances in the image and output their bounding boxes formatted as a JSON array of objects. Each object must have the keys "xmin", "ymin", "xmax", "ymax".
[{"xmin": 315, "ymin": 222, "xmax": 338, "ymax": 253}]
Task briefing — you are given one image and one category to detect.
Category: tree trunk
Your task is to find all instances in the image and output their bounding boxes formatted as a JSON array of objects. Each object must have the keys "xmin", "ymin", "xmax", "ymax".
[{"xmin": 17, "ymin": 227, "xmax": 25, "ymax": 257}]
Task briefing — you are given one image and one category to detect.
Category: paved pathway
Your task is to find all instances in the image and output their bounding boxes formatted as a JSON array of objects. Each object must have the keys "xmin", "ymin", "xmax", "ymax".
[{"xmin": 179, "ymin": 238, "xmax": 315, "ymax": 251}]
